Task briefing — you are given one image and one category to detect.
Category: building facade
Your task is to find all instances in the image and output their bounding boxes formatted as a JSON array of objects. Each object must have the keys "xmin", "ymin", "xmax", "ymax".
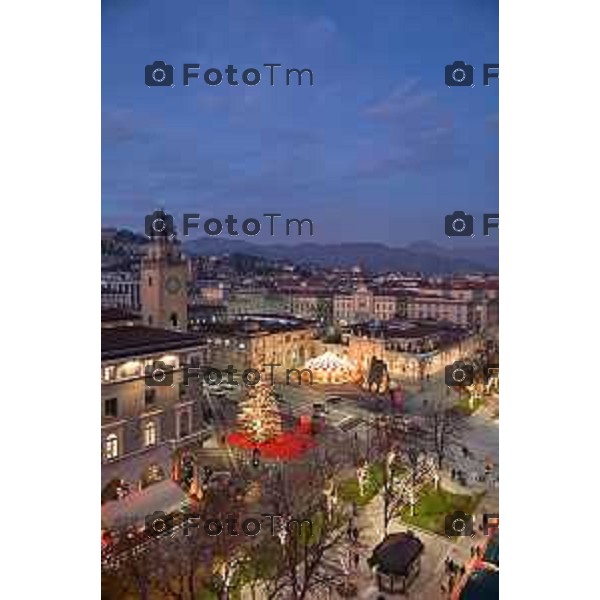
[
  {"xmin": 226, "ymin": 288, "xmax": 293, "ymax": 317},
  {"xmin": 333, "ymin": 285, "xmax": 398, "ymax": 324},
  {"xmin": 101, "ymin": 269, "xmax": 141, "ymax": 311},
  {"xmin": 101, "ymin": 326, "xmax": 209, "ymax": 504},
  {"xmin": 346, "ymin": 320, "xmax": 479, "ymax": 383},
  {"xmin": 200, "ymin": 316, "xmax": 320, "ymax": 378},
  {"xmin": 291, "ymin": 292, "xmax": 333, "ymax": 324}
]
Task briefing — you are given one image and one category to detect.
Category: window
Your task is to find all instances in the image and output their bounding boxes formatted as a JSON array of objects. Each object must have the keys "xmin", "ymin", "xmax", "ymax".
[
  {"xmin": 170, "ymin": 312, "xmax": 179, "ymax": 327},
  {"xmin": 145, "ymin": 464, "xmax": 164, "ymax": 485},
  {"xmin": 144, "ymin": 420, "xmax": 158, "ymax": 447},
  {"xmin": 148, "ymin": 276, "xmax": 153, "ymax": 286},
  {"xmin": 104, "ymin": 397, "xmax": 118, "ymax": 418},
  {"xmin": 145, "ymin": 388, "xmax": 156, "ymax": 407},
  {"xmin": 179, "ymin": 409, "xmax": 191, "ymax": 438},
  {"xmin": 105, "ymin": 433, "xmax": 119, "ymax": 460}
]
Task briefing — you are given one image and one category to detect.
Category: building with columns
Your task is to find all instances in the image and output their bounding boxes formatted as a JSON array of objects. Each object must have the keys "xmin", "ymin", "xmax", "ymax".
[{"xmin": 345, "ymin": 320, "xmax": 479, "ymax": 383}]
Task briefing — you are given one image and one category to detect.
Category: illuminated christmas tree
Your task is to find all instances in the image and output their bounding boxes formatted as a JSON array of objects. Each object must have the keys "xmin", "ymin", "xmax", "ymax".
[{"xmin": 237, "ymin": 383, "xmax": 282, "ymax": 443}]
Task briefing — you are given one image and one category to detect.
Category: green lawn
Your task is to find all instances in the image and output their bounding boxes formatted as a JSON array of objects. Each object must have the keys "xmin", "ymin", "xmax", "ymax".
[
  {"xmin": 337, "ymin": 462, "xmax": 386, "ymax": 506},
  {"xmin": 337, "ymin": 462, "xmax": 408, "ymax": 507},
  {"xmin": 454, "ymin": 393, "xmax": 484, "ymax": 416},
  {"xmin": 400, "ymin": 485, "xmax": 484, "ymax": 536}
]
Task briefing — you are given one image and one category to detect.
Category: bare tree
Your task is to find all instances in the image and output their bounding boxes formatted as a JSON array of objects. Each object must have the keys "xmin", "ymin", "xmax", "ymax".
[
  {"xmin": 101, "ymin": 524, "xmax": 161, "ymax": 600},
  {"xmin": 425, "ymin": 402, "xmax": 464, "ymax": 471},
  {"xmin": 152, "ymin": 532, "xmax": 212, "ymax": 600},
  {"xmin": 253, "ymin": 460, "xmax": 350, "ymax": 600}
]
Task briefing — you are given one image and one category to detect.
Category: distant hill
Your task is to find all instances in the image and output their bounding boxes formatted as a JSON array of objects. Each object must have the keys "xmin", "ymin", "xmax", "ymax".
[
  {"xmin": 405, "ymin": 242, "xmax": 499, "ymax": 272},
  {"xmin": 183, "ymin": 238, "xmax": 498, "ymax": 274}
]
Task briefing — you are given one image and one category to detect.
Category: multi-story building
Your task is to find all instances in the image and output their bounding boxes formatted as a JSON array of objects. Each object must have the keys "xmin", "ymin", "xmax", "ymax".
[
  {"xmin": 291, "ymin": 292, "xmax": 333, "ymax": 324},
  {"xmin": 101, "ymin": 325, "xmax": 209, "ymax": 504},
  {"xmin": 333, "ymin": 285, "xmax": 398, "ymax": 324},
  {"xmin": 198, "ymin": 316, "xmax": 319, "ymax": 377},
  {"xmin": 404, "ymin": 296, "xmax": 476, "ymax": 327},
  {"xmin": 347, "ymin": 320, "xmax": 478, "ymax": 383},
  {"xmin": 402, "ymin": 284, "xmax": 497, "ymax": 331},
  {"xmin": 101, "ymin": 268, "xmax": 141, "ymax": 311},
  {"xmin": 227, "ymin": 288, "xmax": 293, "ymax": 317}
]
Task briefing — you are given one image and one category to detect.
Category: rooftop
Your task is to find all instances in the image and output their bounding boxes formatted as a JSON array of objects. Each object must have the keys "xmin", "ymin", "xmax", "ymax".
[
  {"xmin": 198, "ymin": 315, "xmax": 316, "ymax": 336},
  {"xmin": 102, "ymin": 326, "xmax": 204, "ymax": 361},
  {"xmin": 351, "ymin": 319, "xmax": 469, "ymax": 340},
  {"xmin": 368, "ymin": 532, "xmax": 424, "ymax": 576}
]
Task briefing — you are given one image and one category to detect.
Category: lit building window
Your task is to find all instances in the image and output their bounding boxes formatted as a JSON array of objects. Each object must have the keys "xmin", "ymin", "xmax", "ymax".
[
  {"xmin": 103, "ymin": 366, "xmax": 115, "ymax": 382},
  {"xmin": 144, "ymin": 420, "xmax": 158, "ymax": 447},
  {"xmin": 105, "ymin": 433, "xmax": 119, "ymax": 460}
]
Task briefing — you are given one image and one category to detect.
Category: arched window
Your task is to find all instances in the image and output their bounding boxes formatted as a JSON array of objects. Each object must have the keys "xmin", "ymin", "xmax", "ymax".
[
  {"xmin": 170, "ymin": 312, "xmax": 179, "ymax": 327},
  {"xmin": 144, "ymin": 420, "xmax": 157, "ymax": 447},
  {"xmin": 105, "ymin": 433, "xmax": 119, "ymax": 460}
]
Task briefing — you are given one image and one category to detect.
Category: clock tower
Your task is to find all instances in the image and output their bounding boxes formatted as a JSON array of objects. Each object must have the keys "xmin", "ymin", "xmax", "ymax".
[{"xmin": 140, "ymin": 232, "xmax": 189, "ymax": 331}]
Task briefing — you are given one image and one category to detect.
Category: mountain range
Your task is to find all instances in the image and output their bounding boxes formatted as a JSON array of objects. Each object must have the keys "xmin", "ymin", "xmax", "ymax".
[{"xmin": 183, "ymin": 238, "xmax": 498, "ymax": 274}]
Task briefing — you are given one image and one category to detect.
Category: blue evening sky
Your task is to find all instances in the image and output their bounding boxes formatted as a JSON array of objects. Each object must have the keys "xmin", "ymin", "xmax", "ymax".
[{"xmin": 102, "ymin": 0, "xmax": 498, "ymax": 247}]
